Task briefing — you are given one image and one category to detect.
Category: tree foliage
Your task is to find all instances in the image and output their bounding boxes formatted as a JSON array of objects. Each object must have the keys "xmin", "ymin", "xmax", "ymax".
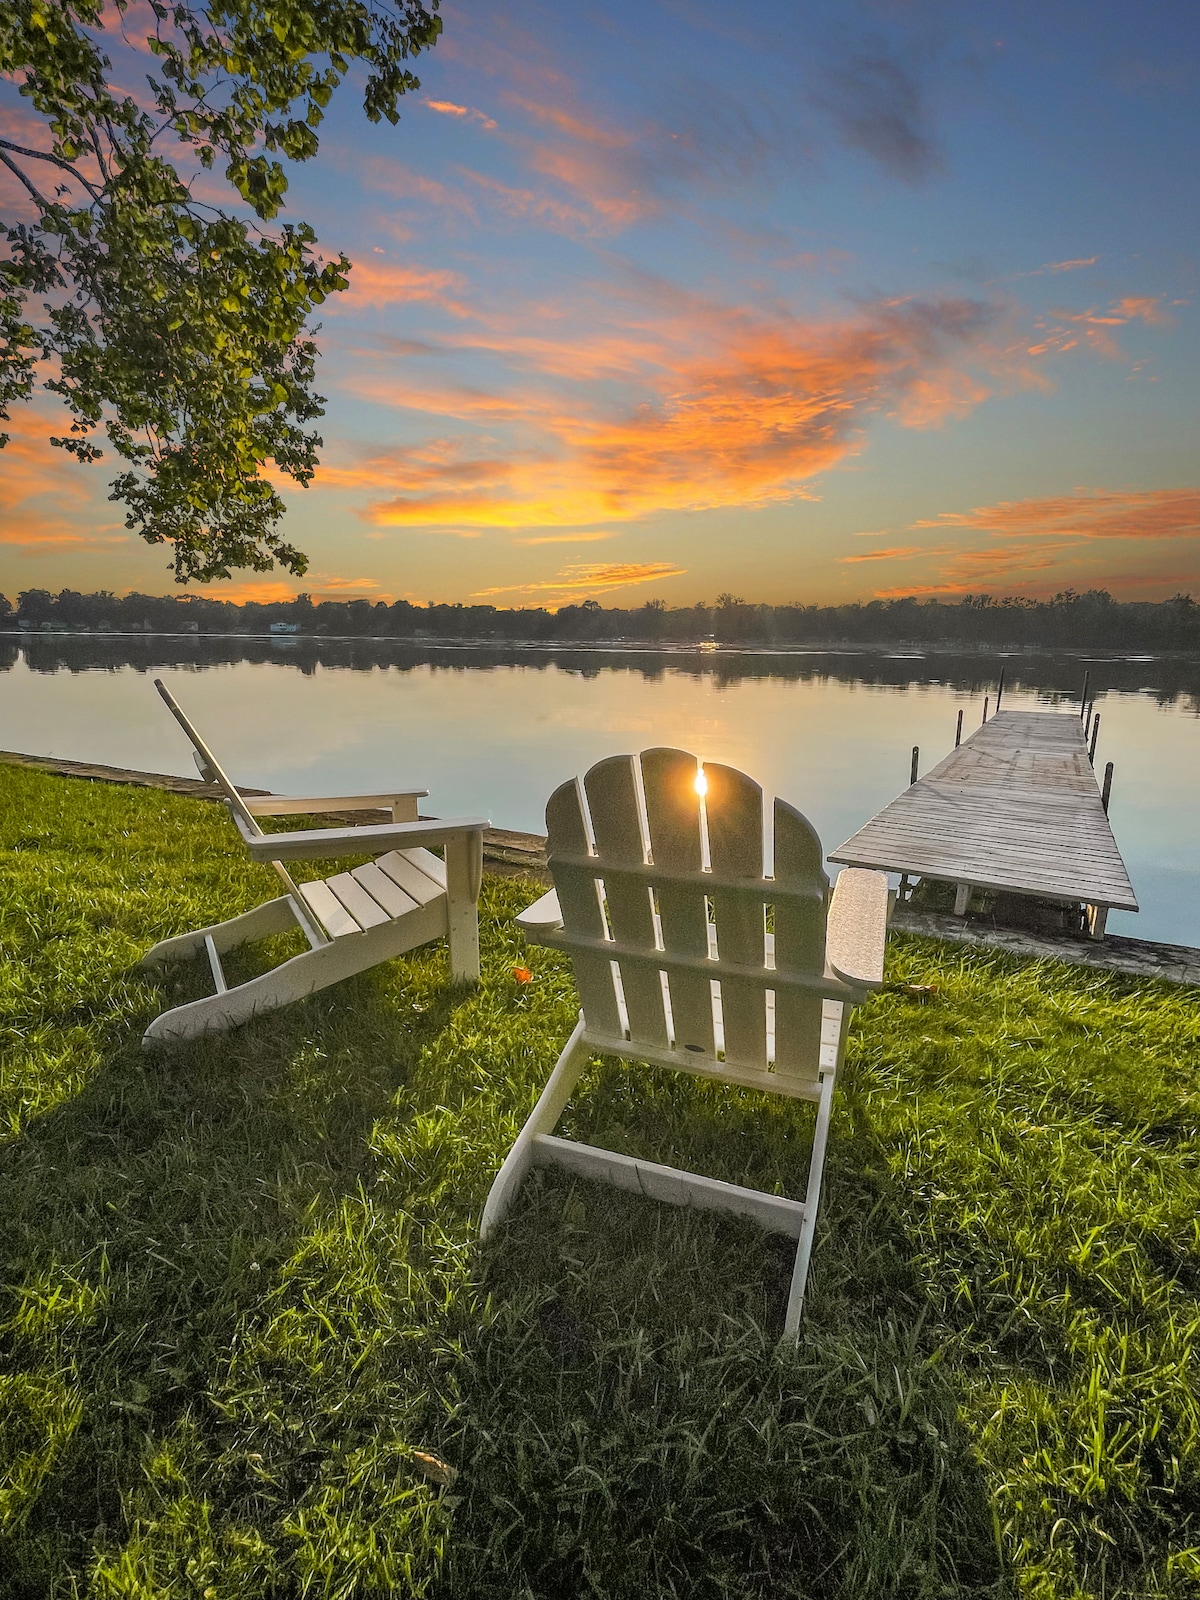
[
  {"xmin": 0, "ymin": 0, "xmax": 441, "ymax": 581},
  {"xmin": 7, "ymin": 585, "xmax": 1200, "ymax": 655}
]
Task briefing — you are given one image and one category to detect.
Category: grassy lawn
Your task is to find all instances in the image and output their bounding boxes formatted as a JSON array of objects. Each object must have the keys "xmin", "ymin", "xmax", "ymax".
[{"xmin": 2, "ymin": 762, "xmax": 1199, "ymax": 1599}]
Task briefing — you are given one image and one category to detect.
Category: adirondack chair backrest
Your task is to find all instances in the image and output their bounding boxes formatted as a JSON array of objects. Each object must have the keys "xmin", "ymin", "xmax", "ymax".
[
  {"xmin": 545, "ymin": 748, "xmax": 840, "ymax": 1081},
  {"xmin": 151, "ymin": 679, "xmax": 321, "ymax": 912},
  {"xmin": 154, "ymin": 680, "xmax": 266, "ymax": 838}
]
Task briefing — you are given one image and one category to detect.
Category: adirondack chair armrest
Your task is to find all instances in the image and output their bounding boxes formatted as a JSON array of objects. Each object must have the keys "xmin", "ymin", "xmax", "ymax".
[
  {"xmin": 824, "ymin": 868, "xmax": 890, "ymax": 990},
  {"xmin": 516, "ymin": 887, "xmax": 563, "ymax": 933},
  {"xmin": 243, "ymin": 791, "xmax": 428, "ymax": 817},
  {"xmin": 234, "ymin": 812, "xmax": 489, "ymax": 863}
]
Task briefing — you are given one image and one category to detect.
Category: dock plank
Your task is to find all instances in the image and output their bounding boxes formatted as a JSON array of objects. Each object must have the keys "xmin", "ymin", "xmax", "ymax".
[{"xmin": 830, "ymin": 711, "xmax": 1138, "ymax": 912}]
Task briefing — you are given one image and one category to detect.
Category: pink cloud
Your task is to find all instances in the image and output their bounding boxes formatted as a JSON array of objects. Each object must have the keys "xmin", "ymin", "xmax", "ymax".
[
  {"xmin": 333, "ymin": 261, "xmax": 471, "ymax": 315},
  {"xmin": 426, "ymin": 100, "xmax": 498, "ymax": 131}
]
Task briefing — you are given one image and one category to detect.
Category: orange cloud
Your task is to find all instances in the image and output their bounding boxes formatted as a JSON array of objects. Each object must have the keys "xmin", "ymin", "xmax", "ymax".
[
  {"xmin": 874, "ymin": 582, "xmax": 975, "ymax": 598},
  {"xmin": 513, "ymin": 532, "xmax": 616, "ymax": 545},
  {"xmin": 1027, "ymin": 294, "xmax": 1172, "ymax": 359},
  {"xmin": 871, "ymin": 487, "xmax": 1200, "ymax": 599},
  {"xmin": 342, "ymin": 294, "xmax": 996, "ymax": 531},
  {"xmin": 0, "ymin": 408, "xmax": 115, "ymax": 550},
  {"xmin": 1047, "ymin": 257, "xmax": 1098, "ymax": 272},
  {"xmin": 1110, "ymin": 295, "xmax": 1172, "ymax": 327},
  {"xmin": 840, "ymin": 545, "xmax": 928, "ymax": 563},
  {"xmin": 473, "ymin": 560, "xmax": 686, "ymax": 604},
  {"xmin": 197, "ymin": 579, "xmax": 299, "ymax": 604},
  {"xmin": 334, "ymin": 261, "xmax": 471, "ymax": 315},
  {"xmin": 196, "ymin": 575, "xmax": 391, "ymax": 604},
  {"xmin": 426, "ymin": 100, "xmax": 498, "ymax": 131},
  {"xmin": 914, "ymin": 487, "xmax": 1200, "ymax": 542}
]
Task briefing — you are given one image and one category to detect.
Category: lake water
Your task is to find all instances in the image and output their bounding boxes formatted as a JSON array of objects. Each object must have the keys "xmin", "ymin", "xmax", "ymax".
[{"xmin": 5, "ymin": 633, "xmax": 1199, "ymax": 947}]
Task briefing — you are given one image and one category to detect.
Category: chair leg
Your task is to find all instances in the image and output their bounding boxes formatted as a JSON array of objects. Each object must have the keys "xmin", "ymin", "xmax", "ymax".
[
  {"xmin": 480, "ymin": 1017, "xmax": 590, "ymax": 1241},
  {"xmin": 781, "ymin": 1070, "xmax": 837, "ymax": 1341},
  {"xmin": 138, "ymin": 895, "xmax": 300, "ymax": 969},
  {"xmin": 445, "ymin": 832, "xmax": 483, "ymax": 983}
]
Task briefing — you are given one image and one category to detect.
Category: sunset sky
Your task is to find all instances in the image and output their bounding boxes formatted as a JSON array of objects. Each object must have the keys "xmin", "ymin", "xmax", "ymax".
[{"xmin": 2, "ymin": 0, "xmax": 1198, "ymax": 608}]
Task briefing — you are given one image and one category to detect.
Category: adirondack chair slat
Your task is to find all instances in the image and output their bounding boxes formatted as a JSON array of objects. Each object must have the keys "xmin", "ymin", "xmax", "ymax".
[
  {"xmin": 640, "ymin": 747, "xmax": 715, "ymax": 1056},
  {"xmin": 375, "ymin": 849, "xmax": 445, "ymax": 905},
  {"xmin": 583, "ymin": 756, "xmax": 668, "ymax": 1046},
  {"xmin": 535, "ymin": 926, "xmax": 855, "ymax": 996},
  {"xmin": 483, "ymin": 746, "xmax": 891, "ymax": 1341},
  {"xmin": 530, "ymin": 1135, "xmax": 810, "ymax": 1237},
  {"xmin": 825, "ymin": 868, "xmax": 891, "ymax": 987},
  {"xmin": 299, "ymin": 880, "xmax": 362, "ymax": 938},
  {"xmin": 140, "ymin": 681, "xmax": 487, "ymax": 1044},
  {"xmin": 402, "ymin": 847, "xmax": 447, "ymax": 889},
  {"xmin": 545, "ymin": 778, "xmax": 624, "ymax": 1038},
  {"xmin": 704, "ymin": 761, "xmax": 768, "ymax": 1069},
  {"xmin": 324, "ymin": 871, "xmax": 393, "ymax": 931},
  {"xmin": 772, "ymin": 797, "xmax": 831, "ymax": 1080},
  {"xmin": 350, "ymin": 861, "xmax": 420, "ymax": 919}
]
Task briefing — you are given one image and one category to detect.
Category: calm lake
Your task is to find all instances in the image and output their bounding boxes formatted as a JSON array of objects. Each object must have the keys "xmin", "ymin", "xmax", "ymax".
[{"xmin": 6, "ymin": 633, "xmax": 1199, "ymax": 947}]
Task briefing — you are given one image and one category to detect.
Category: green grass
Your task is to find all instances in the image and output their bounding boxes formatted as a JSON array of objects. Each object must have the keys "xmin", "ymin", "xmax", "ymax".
[{"xmin": 2, "ymin": 762, "xmax": 1199, "ymax": 1598}]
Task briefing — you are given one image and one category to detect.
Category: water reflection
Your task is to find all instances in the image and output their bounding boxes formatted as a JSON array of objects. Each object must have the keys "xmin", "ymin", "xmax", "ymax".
[
  {"xmin": 5, "ymin": 635, "xmax": 1199, "ymax": 945},
  {"xmin": 10, "ymin": 631, "xmax": 1200, "ymax": 710}
]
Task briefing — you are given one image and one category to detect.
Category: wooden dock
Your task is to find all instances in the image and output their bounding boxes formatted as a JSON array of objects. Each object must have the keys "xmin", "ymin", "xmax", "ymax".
[{"xmin": 829, "ymin": 710, "xmax": 1138, "ymax": 937}]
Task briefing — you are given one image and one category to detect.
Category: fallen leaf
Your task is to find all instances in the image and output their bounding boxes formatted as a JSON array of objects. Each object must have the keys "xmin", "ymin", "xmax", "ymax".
[{"xmin": 411, "ymin": 1449, "xmax": 458, "ymax": 1485}]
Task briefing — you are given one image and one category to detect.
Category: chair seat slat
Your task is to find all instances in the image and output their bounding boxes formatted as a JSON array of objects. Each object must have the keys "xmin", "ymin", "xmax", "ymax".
[
  {"xmin": 375, "ymin": 850, "xmax": 444, "ymax": 905},
  {"xmin": 351, "ymin": 861, "xmax": 419, "ymax": 919},
  {"xmin": 299, "ymin": 879, "xmax": 361, "ymax": 938}
]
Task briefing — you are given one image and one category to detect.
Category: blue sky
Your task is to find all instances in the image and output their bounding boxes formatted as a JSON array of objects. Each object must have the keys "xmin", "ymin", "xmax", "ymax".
[{"xmin": 2, "ymin": 0, "xmax": 1198, "ymax": 605}]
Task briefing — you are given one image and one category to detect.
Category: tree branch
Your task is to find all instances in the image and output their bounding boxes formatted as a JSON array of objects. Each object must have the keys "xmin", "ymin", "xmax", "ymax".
[
  {"xmin": 0, "ymin": 139, "xmax": 103, "ymax": 201},
  {"xmin": 0, "ymin": 148, "xmax": 52, "ymax": 209}
]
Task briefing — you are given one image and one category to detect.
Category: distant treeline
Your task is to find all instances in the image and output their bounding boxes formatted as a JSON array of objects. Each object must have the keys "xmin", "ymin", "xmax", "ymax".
[{"xmin": 5, "ymin": 586, "xmax": 1200, "ymax": 650}]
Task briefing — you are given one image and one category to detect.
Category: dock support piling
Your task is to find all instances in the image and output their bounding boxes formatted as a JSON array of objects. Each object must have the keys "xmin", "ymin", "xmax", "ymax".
[
  {"xmin": 995, "ymin": 668, "xmax": 1005, "ymax": 714},
  {"xmin": 954, "ymin": 883, "xmax": 972, "ymax": 916},
  {"xmin": 1089, "ymin": 714, "xmax": 1100, "ymax": 764},
  {"xmin": 1102, "ymin": 761, "xmax": 1114, "ymax": 813},
  {"xmin": 910, "ymin": 745, "xmax": 919, "ymax": 785},
  {"xmin": 982, "ymin": 695, "xmax": 989, "ymax": 724},
  {"xmin": 1080, "ymin": 670, "xmax": 1090, "ymax": 719},
  {"xmin": 955, "ymin": 709, "xmax": 963, "ymax": 747}
]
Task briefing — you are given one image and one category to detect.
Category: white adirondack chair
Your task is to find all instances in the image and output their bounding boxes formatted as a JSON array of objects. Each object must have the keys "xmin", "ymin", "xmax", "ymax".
[
  {"xmin": 139, "ymin": 680, "xmax": 488, "ymax": 1047},
  {"xmin": 481, "ymin": 748, "xmax": 889, "ymax": 1337}
]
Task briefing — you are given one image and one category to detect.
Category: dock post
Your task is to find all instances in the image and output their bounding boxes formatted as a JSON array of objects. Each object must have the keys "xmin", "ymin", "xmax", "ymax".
[
  {"xmin": 955, "ymin": 708, "xmax": 963, "ymax": 747},
  {"xmin": 1084, "ymin": 702, "xmax": 1093, "ymax": 738},
  {"xmin": 995, "ymin": 667, "xmax": 1005, "ymax": 714},
  {"xmin": 981, "ymin": 695, "xmax": 989, "ymax": 724},
  {"xmin": 1089, "ymin": 714, "xmax": 1100, "ymax": 764},
  {"xmin": 1102, "ymin": 761, "xmax": 1114, "ymax": 813},
  {"xmin": 910, "ymin": 745, "xmax": 919, "ymax": 785},
  {"xmin": 1079, "ymin": 670, "xmax": 1090, "ymax": 718},
  {"xmin": 954, "ymin": 883, "xmax": 972, "ymax": 916}
]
